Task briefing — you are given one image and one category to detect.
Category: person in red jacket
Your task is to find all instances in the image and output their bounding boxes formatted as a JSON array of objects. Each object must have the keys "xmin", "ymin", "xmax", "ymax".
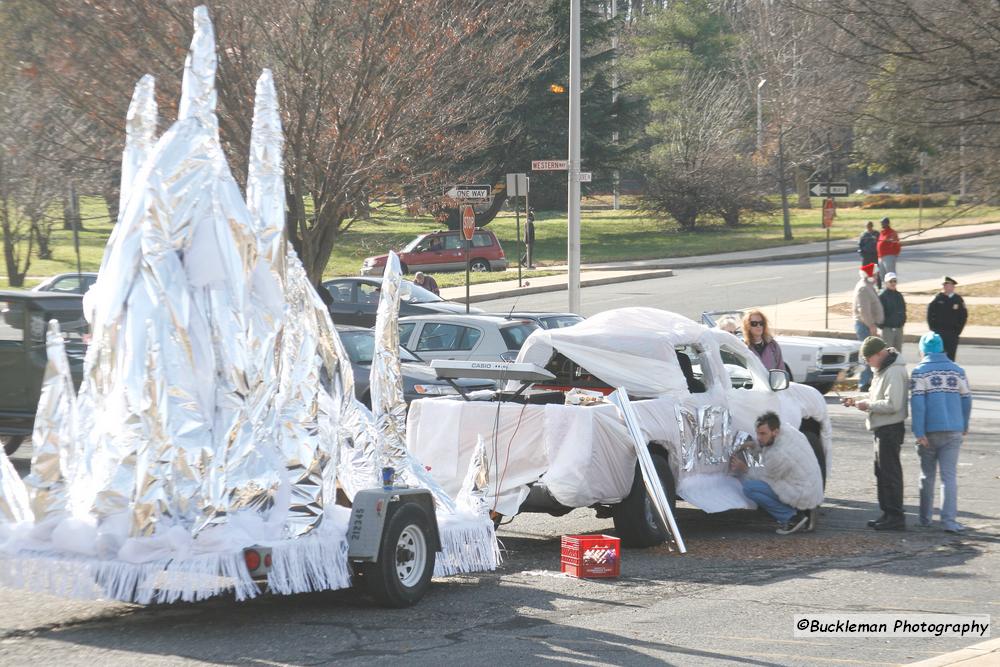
[{"xmin": 877, "ymin": 217, "xmax": 901, "ymax": 280}]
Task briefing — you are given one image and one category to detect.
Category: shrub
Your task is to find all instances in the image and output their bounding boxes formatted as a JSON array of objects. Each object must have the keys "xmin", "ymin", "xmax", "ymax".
[{"xmin": 860, "ymin": 193, "xmax": 950, "ymax": 209}]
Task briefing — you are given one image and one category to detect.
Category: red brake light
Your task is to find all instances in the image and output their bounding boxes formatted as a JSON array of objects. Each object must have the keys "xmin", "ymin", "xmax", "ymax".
[{"xmin": 244, "ymin": 549, "xmax": 261, "ymax": 572}]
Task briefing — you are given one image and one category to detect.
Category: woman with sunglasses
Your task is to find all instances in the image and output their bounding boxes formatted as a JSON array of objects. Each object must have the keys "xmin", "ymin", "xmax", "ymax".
[{"xmin": 742, "ymin": 310, "xmax": 785, "ymax": 371}]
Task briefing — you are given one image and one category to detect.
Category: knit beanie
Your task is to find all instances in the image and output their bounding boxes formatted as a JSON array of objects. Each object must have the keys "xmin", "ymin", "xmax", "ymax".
[
  {"xmin": 860, "ymin": 336, "xmax": 886, "ymax": 359},
  {"xmin": 919, "ymin": 332, "xmax": 945, "ymax": 355}
]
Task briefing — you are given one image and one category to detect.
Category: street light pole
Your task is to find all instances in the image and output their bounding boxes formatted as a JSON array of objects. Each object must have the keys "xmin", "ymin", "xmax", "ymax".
[
  {"xmin": 567, "ymin": 0, "xmax": 582, "ymax": 314},
  {"xmin": 756, "ymin": 78, "xmax": 766, "ymax": 155}
]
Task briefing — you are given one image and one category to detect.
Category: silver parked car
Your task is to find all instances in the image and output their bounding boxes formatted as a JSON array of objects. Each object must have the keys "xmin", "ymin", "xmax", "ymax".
[{"xmin": 398, "ymin": 314, "xmax": 540, "ymax": 363}]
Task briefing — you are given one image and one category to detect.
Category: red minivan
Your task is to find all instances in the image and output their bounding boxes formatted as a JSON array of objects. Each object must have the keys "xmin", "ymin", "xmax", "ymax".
[{"xmin": 361, "ymin": 229, "xmax": 508, "ymax": 275}]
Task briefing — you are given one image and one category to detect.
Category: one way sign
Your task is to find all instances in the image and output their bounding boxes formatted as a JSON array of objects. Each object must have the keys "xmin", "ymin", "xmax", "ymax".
[{"xmin": 809, "ymin": 182, "xmax": 850, "ymax": 197}]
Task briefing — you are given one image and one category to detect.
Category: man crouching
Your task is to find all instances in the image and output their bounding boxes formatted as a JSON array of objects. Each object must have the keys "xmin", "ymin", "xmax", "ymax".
[{"xmin": 730, "ymin": 412, "xmax": 824, "ymax": 535}]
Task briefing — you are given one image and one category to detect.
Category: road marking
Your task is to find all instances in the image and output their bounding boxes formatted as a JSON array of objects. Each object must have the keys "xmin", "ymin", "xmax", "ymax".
[{"xmin": 711, "ymin": 276, "xmax": 784, "ymax": 287}]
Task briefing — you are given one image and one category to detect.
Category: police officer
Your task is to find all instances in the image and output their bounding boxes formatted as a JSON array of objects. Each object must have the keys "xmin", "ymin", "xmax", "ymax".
[{"xmin": 927, "ymin": 276, "xmax": 968, "ymax": 361}]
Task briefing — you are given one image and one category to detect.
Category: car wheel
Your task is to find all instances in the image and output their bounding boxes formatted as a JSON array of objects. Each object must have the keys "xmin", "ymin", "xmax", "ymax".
[
  {"xmin": 2, "ymin": 435, "xmax": 23, "ymax": 457},
  {"xmin": 469, "ymin": 259, "xmax": 490, "ymax": 272},
  {"xmin": 803, "ymin": 429, "xmax": 827, "ymax": 488},
  {"xmin": 809, "ymin": 382, "xmax": 834, "ymax": 395},
  {"xmin": 358, "ymin": 503, "xmax": 436, "ymax": 608},
  {"xmin": 612, "ymin": 451, "xmax": 677, "ymax": 548}
]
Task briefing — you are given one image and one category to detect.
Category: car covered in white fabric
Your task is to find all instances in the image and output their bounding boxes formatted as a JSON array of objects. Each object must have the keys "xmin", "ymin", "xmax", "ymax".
[
  {"xmin": 702, "ymin": 310, "xmax": 860, "ymax": 394},
  {"xmin": 406, "ymin": 307, "xmax": 832, "ymax": 547}
]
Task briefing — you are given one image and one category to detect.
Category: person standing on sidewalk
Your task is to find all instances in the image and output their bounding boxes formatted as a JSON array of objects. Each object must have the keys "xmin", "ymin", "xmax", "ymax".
[
  {"xmin": 730, "ymin": 411, "xmax": 823, "ymax": 535},
  {"xmin": 877, "ymin": 217, "xmax": 901, "ymax": 279},
  {"xmin": 879, "ymin": 272, "xmax": 907, "ymax": 352},
  {"xmin": 842, "ymin": 336, "xmax": 909, "ymax": 531},
  {"xmin": 853, "ymin": 264, "xmax": 884, "ymax": 391},
  {"xmin": 926, "ymin": 276, "xmax": 968, "ymax": 361},
  {"xmin": 858, "ymin": 221, "xmax": 879, "ymax": 285},
  {"xmin": 910, "ymin": 332, "xmax": 973, "ymax": 533}
]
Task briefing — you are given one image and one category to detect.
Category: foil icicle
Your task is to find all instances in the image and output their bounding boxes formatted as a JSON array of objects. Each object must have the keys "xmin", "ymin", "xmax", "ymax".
[
  {"xmin": 369, "ymin": 252, "xmax": 456, "ymax": 513},
  {"xmin": 22, "ymin": 321, "xmax": 77, "ymax": 528},
  {"xmin": 456, "ymin": 436, "xmax": 492, "ymax": 518}
]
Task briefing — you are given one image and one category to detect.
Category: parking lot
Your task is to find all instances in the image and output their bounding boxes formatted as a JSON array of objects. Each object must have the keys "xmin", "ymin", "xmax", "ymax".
[{"xmin": 2, "ymin": 400, "xmax": 997, "ymax": 666}]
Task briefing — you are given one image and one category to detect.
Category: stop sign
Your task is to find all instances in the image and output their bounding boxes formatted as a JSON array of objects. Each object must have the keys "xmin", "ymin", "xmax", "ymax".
[
  {"xmin": 822, "ymin": 197, "xmax": 835, "ymax": 228},
  {"xmin": 462, "ymin": 205, "xmax": 476, "ymax": 241}
]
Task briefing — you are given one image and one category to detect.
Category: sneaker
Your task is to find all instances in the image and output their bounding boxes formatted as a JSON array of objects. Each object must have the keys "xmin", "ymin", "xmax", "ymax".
[
  {"xmin": 867, "ymin": 513, "xmax": 888, "ymax": 528},
  {"xmin": 806, "ymin": 509, "xmax": 818, "ymax": 532},
  {"xmin": 944, "ymin": 523, "xmax": 965, "ymax": 534},
  {"xmin": 776, "ymin": 512, "xmax": 810, "ymax": 535}
]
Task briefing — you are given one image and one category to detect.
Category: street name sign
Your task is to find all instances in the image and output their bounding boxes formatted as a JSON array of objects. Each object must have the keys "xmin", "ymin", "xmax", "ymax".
[
  {"xmin": 809, "ymin": 182, "xmax": 850, "ymax": 197},
  {"xmin": 445, "ymin": 184, "xmax": 491, "ymax": 202},
  {"xmin": 532, "ymin": 160, "xmax": 568, "ymax": 171}
]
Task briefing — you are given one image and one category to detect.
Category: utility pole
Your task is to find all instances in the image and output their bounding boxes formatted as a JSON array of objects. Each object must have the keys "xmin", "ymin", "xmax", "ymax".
[
  {"xmin": 568, "ymin": 0, "xmax": 582, "ymax": 314},
  {"xmin": 611, "ymin": 0, "xmax": 620, "ymax": 211}
]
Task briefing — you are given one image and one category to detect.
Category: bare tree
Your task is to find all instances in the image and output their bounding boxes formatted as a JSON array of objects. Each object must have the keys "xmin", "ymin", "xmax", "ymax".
[
  {"xmin": 22, "ymin": 1, "xmax": 547, "ymax": 283},
  {"xmin": 639, "ymin": 72, "xmax": 768, "ymax": 228},
  {"xmin": 791, "ymin": 0, "xmax": 1000, "ymax": 200}
]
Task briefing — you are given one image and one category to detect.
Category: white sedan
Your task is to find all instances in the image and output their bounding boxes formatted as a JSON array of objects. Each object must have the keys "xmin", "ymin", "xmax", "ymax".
[{"xmin": 701, "ymin": 310, "xmax": 860, "ymax": 394}]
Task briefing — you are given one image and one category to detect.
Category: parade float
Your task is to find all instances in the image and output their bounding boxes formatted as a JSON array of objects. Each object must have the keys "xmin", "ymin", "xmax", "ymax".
[{"xmin": 0, "ymin": 6, "xmax": 496, "ymax": 608}]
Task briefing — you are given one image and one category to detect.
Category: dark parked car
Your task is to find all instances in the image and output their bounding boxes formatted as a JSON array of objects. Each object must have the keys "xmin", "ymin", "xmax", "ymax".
[
  {"xmin": 1, "ymin": 291, "xmax": 88, "ymax": 455},
  {"xmin": 490, "ymin": 312, "xmax": 584, "ymax": 330},
  {"xmin": 32, "ymin": 272, "xmax": 98, "ymax": 294},
  {"xmin": 321, "ymin": 277, "xmax": 480, "ymax": 328},
  {"xmin": 337, "ymin": 326, "xmax": 494, "ymax": 405}
]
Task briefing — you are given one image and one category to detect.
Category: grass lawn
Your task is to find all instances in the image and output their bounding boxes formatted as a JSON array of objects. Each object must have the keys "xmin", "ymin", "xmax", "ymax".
[{"xmin": 2, "ymin": 195, "xmax": 998, "ymax": 289}]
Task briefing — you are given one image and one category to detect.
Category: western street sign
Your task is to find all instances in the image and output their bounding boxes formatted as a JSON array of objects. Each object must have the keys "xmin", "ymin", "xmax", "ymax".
[
  {"xmin": 445, "ymin": 184, "xmax": 491, "ymax": 202},
  {"xmin": 531, "ymin": 160, "xmax": 568, "ymax": 171},
  {"xmin": 809, "ymin": 182, "xmax": 850, "ymax": 197}
]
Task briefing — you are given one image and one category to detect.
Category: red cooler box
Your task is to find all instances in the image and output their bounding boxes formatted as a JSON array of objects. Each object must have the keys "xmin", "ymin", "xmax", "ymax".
[{"xmin": 561, "ymin": 534, "xmax": 621, "ymax": 578}]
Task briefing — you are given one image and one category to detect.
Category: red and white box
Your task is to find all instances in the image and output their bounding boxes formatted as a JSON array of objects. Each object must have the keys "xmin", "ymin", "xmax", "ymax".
[{"xmin": 560, "ymin": 534, "xmax": 621, "ymax": 579}]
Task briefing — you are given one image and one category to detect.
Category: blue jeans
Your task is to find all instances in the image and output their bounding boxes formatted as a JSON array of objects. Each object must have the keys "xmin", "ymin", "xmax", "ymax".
[
  {"xmin": 855, "ymin": 320, "xmax": 874, "ymax": 387},
  {"xmin": 742, "ymin": 479, "xmax": 796, "ymax": 523},
  {"xmin": 918, "ymin": 432, "xmax": 963, "ymax": 529}
]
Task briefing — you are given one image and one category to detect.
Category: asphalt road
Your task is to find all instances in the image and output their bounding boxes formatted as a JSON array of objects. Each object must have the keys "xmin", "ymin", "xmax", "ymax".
[
  {"xmin": 482, "ymin": 235, "xmax": 1000, "ymax": 321},
  {"xmin": 0, "ymin": 409, "xmax": 997, "ymax": 666}
]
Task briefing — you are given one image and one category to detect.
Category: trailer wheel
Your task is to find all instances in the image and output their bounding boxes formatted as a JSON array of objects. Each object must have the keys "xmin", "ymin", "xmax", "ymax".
[
  {"xmin": 2, "ymin": 436, "xmax": 23, "ymax": 457},
  {"xmin": 361, "ymin": 503, "xmax": 436, "ymax": 608},
  {"xmin": 612, "ymin": 452, "xmax": 677, "ymax": 548}
]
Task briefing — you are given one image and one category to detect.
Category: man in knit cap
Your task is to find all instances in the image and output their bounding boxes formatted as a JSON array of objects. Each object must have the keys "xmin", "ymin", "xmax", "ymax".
[
  {"xmin": 842, "ymin": 336, "xmax": 909, "ymax": 530},
  {"xmin": 853, "ymin": 263, "xmax": 884, "ymax": 391},
  {"xmin": 910, "ymin": 332, "xmax": 973, "ymax": 532}
]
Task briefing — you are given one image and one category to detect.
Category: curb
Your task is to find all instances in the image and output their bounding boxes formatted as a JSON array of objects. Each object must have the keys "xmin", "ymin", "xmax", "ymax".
[
  {"xmin": 908, "ymin": 636, "xmax": 1000, "ymax": 666},
  {"xmin": 454, "ymin": 269, "xmax": 674, "ymax": 304},
  {"xmin": 775, "ymin": 328, "xmax": 1000, "ymax": 347},
  {"xmin": 548, "ymin": 225, "xmax": 1000, "ymax": 272}
]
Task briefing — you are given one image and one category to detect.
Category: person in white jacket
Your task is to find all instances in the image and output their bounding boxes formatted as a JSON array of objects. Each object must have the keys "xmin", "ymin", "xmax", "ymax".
[{"xmin": 731, "ymin": 412, "xmax": 825, "ymax": 535}]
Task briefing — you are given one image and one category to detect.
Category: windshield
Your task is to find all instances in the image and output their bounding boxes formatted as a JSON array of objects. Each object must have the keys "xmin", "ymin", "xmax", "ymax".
[
  {"xmin": 401, "ymin": 235, "xmax": 427, "ymax": 253},
  {"xmin": 499, "ymin": 322, "xmax": 540, "ymax": 350},
  {"xmin": 340, "ymin": 330, "xmax": 420, "ymax": 364},
  {"xmin": 402, "ymin": 280, "xmax": 442, "ymax": 303}
]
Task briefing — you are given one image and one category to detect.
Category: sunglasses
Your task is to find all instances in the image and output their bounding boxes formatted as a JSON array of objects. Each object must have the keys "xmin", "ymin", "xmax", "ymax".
[{"xmin": 749, "ymin": 320, "xmax": 764, "ymax": 327}]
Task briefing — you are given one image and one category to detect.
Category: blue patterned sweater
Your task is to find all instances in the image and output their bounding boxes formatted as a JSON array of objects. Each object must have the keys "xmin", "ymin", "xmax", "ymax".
[{"xmin": 909, "ymin": 352, "xmax": 972, "ymax": 437}]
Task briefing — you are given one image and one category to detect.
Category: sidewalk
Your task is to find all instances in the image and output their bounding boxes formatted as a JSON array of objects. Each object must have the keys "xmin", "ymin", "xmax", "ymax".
[
  {"xmin": 908, "ymin": 637, "xmax": 1000, "ymax": 666},
  {"xmin": 759, "ymin": 269, "xmax": 1000, "ymax": 346}
]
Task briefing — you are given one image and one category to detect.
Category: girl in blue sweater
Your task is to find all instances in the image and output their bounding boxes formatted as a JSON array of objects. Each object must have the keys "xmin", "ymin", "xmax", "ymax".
[{"xmin": 909, "ymin": 333, "xmax": 973, "ymax": 532}]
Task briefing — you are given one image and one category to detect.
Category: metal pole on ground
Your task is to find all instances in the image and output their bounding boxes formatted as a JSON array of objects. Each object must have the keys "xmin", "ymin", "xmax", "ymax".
[{"xmin": 567, "ymin": 0, "xmax": 582, "ymax": 314}]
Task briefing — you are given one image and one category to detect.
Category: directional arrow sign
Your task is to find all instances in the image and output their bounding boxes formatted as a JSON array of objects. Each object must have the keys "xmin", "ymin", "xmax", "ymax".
[
  {"xmin": 531, "ymin": 160, "xmax": 568, "ymax": 171},
  {"xmin": 809, "ymin": 182, "xmax": 850, "ymax": 197},
  {"xmin": 444, "ymin": 184, "xmax": 491, "ymax": 202}
]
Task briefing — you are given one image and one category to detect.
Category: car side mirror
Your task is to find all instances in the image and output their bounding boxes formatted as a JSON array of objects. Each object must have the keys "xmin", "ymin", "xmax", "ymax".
[{"xmin": 769, "ymin": 369, "xmax": 790, "ymax": 391}]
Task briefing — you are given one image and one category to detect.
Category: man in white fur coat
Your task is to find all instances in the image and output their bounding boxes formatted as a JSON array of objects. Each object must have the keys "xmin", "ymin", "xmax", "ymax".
[{"xmin": 731, "ymin": 412, "xmax": 825, "ymax": 535}]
